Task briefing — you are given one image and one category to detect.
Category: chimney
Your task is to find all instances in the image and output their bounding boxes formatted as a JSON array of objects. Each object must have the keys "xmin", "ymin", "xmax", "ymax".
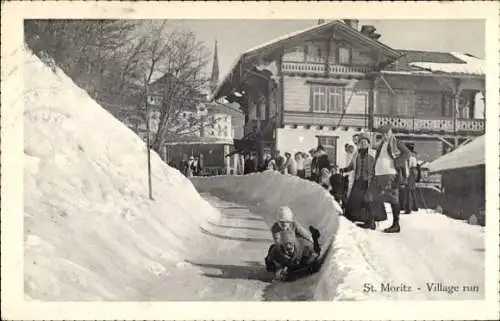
[
  {"xmin": 343, "ymin": 19, "xmax": 359, "ymax": 31},
  {"xmin": 360, "ymin": 24, "xmax": 381, "ymax": 40}
]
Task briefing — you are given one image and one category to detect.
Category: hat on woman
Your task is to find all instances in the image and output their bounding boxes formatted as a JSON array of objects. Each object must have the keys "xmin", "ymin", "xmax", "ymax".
[
  {"xmin": 278, "ymin": 206, "xmax": 293, "ymax": 222},
  {"xmin": 358, "ymin": 132, "xmax": 371, "ymax": 143}
]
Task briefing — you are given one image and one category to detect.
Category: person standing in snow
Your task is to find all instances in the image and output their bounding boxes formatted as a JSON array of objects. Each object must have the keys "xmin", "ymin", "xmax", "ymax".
[
  {"xmin": 364, "ymin": 124, "xmax": 411, "ymax": 232},
  {"xmin": 319, "ymin": 167, "xmax": 331, "ymax": 190},
  {"xmin": 328, "ymin": 165, "xmax": 346, "ymax": 206},
  {"xmin": 285, "ymin": 152, "xmax": 298, "ymax": 176},
  {"xmin": 401, "ymin": 146, "xmax": 419, "ymax": 214},
  {"xmin": 275, "ymin": 150, "xmax": 286, "ymax": 174},
  {"xmin": 316, "ymin": 145, "xmax": 330, "ymax": 174},
  {"xmin": 344, "ymin": 143, "xmax": 356, "ymax": 198},
  {"xmin": 184, "ymin": 155, "xmax": 195, "ymax": 178},
  {"xmin": 303, "ymin": 151, "xmax": 313, "ymax": 180},
  {"xmin": 244, "ymin": 153, "xmax": 255, "ymax": 174},
  {"xmin": 310, "ymin": 149, "xmax": 319, "ymax": 182},
  {"xmin": 340, "ymin": 133, "xmax": 380, "ymax": 224}
]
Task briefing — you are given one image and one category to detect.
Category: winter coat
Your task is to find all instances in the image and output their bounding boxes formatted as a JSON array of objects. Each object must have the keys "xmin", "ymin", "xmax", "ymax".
[
  {"xmin": 271, "ymin": 221, "xmax": 313, "ymax": 244},
  {"xmin": 244, "ymin": 158, "xmax": 256, "ymax": 174},
  {"xmin": 374, "ymin": 136, "xmax": 411, "ymax": 172},
  {"xmin": 295, "ymin": 154, "xmax": 304, "ymax": 170},
  {"xmin": 286, "ymin": 158, "xmax": 298, "ymax": 175},
  {"xmin": 316, "ymin": 152, "xmax": 330, "ymax": 172},
  {"xmin": 268, "ymin": 237, "xmax": 318, "ymax": 270},
  {"xmin": 342, "ymin": 149, "xmax": 376, "ymax": 183},
  {"xmin": 276, "ymin": 155, "xmax": 286, "ymax": 173},
  {"xmin": 329, "ymin": 173, "xmax": 345, "ymax": 196}
]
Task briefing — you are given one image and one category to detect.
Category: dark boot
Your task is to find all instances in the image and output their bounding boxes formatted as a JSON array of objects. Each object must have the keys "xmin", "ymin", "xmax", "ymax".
[
  {"xmin": 309, "ymin": 226, "xmax": 321, "ymax": 254},
  {"xmin": 383, "ymin": 204, "xmax": 401, "ymax": 233},
  {"xmin": 359, "ymin": 202, "xmax": 376, "ymax": 230}
]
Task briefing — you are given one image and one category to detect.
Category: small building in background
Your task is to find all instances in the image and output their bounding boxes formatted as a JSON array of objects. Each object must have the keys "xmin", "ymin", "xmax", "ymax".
[{"xmin": 427, "ymin": 135, "xmax": 485, "ymax": 225}]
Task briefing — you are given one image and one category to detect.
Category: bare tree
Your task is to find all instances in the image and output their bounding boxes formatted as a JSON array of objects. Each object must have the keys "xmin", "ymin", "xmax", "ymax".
[
  {"xmin": 24, "ymin": 19, "xmax": 138, "ymax": 101},
  {"xmin": 126, "ymin": 21, "xmax": 218, "ymax": 154}
]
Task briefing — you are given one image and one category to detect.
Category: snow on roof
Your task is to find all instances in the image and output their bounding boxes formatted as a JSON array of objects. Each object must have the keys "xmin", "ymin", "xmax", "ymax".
[
  {"xmin": 427, "ymin": 135, "xmax": 485, "ymax": 173},
  {"xmin": 409, "ymin": 52, "xmax": 484, "ymax": 76}
]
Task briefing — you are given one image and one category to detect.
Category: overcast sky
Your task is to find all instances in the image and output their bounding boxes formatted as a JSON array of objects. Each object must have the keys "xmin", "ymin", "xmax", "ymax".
[{"xmin": 169, "ymin": 19, "xmax": 484, "ymax": 80}]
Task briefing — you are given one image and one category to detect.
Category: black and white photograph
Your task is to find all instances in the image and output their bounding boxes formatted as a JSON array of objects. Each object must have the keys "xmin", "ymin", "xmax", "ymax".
[{"xmin": 2, "ymin": 1, "xmax": 499, "ymax": 320}]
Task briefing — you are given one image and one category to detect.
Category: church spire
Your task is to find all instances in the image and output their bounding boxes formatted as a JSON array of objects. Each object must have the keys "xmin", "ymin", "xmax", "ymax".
[{"xmin": 210, "ymin": 39, "xmax": 220, "ymax": 95}]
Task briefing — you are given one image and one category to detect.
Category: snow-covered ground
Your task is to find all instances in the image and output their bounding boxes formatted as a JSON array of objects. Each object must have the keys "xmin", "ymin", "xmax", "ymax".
[{"xmin": 18, "ymin": 46, "xmax": 484, "ymax": 304}]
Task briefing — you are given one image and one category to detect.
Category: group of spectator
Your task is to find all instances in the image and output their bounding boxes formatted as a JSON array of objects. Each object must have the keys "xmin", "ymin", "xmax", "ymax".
[{"xmin": 180, "ymin": 154, "xmax": 203, "ymax": 178}]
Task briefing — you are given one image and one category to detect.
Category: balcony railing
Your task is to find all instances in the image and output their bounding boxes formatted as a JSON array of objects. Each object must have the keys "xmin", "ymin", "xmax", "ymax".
[
  {"xmin": 373, "ymin": 115, "xmax": 485, "ymax": 135},
  {"xmin": 281, "ymin": 62, "xmax": 371, "ymax": 76}
]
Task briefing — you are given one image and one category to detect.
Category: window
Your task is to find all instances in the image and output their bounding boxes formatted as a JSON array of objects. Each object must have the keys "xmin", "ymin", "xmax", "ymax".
[
  {"xmin": 328, "ymin": 86, "xmax": 344, "ymax": 112},
  {"xmin": 377, "ymin": 89, "xmax": 415, "ymax": 116},
  {"xmin": 311, "ymin": 85, "xmax": 345, "ymax": 113},
  {"xmin": 317, "ymin": 136, "xmax": 338, "ymax": 166},
  {"xmin": 338, "ymin": 47, "xmax": 351, "ymax": 65},
  {"xmin": 148, "ymin": 94, "xmax": 162, "ymax": 106},
  {"xmin": 312, "ymin": 86, "xmax": 327, "ymax": 112}
]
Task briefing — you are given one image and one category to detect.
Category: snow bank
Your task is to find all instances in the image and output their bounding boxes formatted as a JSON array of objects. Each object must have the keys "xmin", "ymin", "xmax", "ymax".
[
  {"xmin": 316, "ymin": 209, "xmax": 485, "ymax": 300},
  {"xmin": 191, "ymin": 171, "xmax": 341, "ymax": 297},
  {"xmin": 23, "ymin": 47, "xmax": 219, "ymax": 300}
]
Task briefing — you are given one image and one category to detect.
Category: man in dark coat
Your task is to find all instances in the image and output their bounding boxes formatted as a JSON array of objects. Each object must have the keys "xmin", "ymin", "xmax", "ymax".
[
  {"xmin": 400, "ymin": 145, "xmax": 419, "ymax": 213},
  {"xmin": 364, "ymin": 124, "xmax": 411, "ymax": 233},
  {"xmin": 329, "ymin": 166, "xmax": 346, "ymax": 205},
  {"xmin": 275, "ymin": 150, "xmax": 286, "ymax": 174},
  {"xmin": 315, "ymin": 145, "xmax": 330, "ymax": 174},
  {"xmin": 243, "ymin": 154, "xmax": 255, "ymax": 174}
]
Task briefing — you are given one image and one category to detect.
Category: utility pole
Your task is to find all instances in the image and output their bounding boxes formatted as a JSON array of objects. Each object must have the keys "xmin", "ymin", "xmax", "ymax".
[{"xmin": 144, "ymin": 75, "xmax": 153, "ymax": 201}]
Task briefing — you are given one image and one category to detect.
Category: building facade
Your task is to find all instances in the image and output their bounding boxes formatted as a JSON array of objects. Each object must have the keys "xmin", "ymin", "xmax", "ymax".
[{"xmin": 213, "ymin": 20, "xmax": 485, "ymax": 169}]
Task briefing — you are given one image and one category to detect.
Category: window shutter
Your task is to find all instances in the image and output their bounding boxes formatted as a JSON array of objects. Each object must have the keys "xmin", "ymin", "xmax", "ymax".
[{"xmin": 310, "ymin": 85, "xmax": 314, "ymax": 112}]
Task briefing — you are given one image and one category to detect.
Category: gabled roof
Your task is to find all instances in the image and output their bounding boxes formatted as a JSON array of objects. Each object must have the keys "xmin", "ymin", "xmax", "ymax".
[
  {"xmin": 213, "ymin": 20, "xmax": 402, "ymax": 100},
  {"xmin": 427, "ymin": 135, "xmax": 485, "ymax": 173}
]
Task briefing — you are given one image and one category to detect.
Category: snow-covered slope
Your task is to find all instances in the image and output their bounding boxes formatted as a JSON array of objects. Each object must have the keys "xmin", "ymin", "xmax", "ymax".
[{"xmin": 23, "ymin": 47, "xmax": 219, "ymax": 300}]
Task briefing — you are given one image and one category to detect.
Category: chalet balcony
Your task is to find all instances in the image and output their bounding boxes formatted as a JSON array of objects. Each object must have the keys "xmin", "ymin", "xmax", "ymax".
[
  {"xmin": 281, "ymin": 62, "xmax": 371, "ymax": 76},
  {"xmin": 281, "ymin": 111, "xmax": 484, "ymax": 136},
  {"xmin": 283, "ymin": 111, "xmax": 367, "ymax": 128},
  {"xmin": 373, "ymin": 115, "xmax": 485, "ymax": 135}
]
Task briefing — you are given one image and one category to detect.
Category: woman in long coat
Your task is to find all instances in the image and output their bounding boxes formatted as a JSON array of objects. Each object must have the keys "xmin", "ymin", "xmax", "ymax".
[{"xmin": 340, "ymin": 133, "xmax": 387, "ymax": 223}]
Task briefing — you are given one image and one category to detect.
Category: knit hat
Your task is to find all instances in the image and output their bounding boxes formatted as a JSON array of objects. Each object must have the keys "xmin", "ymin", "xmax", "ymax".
[
  {"xmin": 278, "ymin": 206, "xmax": 293, "ymax": 222},
  {"xmin": 358, "ymin": 132, "xmax": 371, "ymax": 143}
]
